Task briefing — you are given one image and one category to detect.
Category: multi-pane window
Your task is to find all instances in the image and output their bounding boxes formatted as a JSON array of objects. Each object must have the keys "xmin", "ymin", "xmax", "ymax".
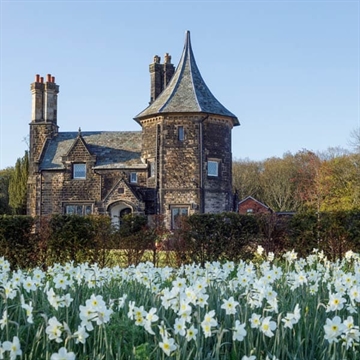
[
  {"xmin": 171, "ymin": 207, "xmax": 188, "ymax": 229},
  {"xmin": 73, "ymin": 163, "xmax": 86, "ymax": 179},
  {"xmin": 178, "ymin": 126, "xmax": 184, "ymax": 141},
  {"xmin": 65, "ymin": 204, "xmax": 92, "ymax": 216},
  {"xmin": 207, "ymin": 161, "xmax": 219, "ymax": 177},
  {"xmin": 130, "ymin": 172, "xmax": 137, "ymax": 183}
]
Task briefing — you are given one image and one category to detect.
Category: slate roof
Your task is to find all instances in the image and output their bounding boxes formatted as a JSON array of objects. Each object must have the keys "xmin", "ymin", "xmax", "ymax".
[
  {"xmin": 40, "ymin": 131, "xmax": 144, "ymax": 170},
  {"xmin": 135, "ymin": 31, "xmax": 239, "ymax": 126}
]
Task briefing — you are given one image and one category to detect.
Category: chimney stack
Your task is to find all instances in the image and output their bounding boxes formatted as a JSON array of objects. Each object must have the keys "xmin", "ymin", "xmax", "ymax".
[{"xmin": 149, "ymin": 53, "xmax": 175, "ymax": 104}]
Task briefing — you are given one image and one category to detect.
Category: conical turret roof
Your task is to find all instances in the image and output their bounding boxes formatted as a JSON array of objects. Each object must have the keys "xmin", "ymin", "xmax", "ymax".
[{"xmin": 134, "ymin": 31, "xmax": 239, "ymax": 125}]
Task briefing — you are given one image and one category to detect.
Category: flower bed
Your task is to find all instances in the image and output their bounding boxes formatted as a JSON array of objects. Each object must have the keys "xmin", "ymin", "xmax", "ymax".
[{"xmin": 0, "ymin": 248, "xmax": 359, "ymax": 359}]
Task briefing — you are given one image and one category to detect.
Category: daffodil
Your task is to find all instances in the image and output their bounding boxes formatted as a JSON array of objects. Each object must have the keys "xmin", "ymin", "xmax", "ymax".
[{"xmin": 50, "ymin": 347, "xmax": 75, "ymax": 360}]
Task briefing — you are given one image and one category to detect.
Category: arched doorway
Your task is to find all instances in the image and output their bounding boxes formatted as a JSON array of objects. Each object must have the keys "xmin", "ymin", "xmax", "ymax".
[{"xmin": 109, "ymin": 202, "xmax": 133, "ymax": 227}]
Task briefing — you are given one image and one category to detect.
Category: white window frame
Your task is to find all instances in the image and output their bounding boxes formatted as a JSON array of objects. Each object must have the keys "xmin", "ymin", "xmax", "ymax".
[
  {"xmin": 73, "ymin": 163, "xmax": 86, "ymax": 179},
  {"xmin": 207, "ymin": 160, "xmax": 219, "ymax": 177},
  {"xmin": 178, "ymin": 126, "xmax": 184, "ymax": 141},
  {"xmin": 130, "ymin": 172, "xmax": 138, "ymax": 183},
  {"xmin": 171, "ymin": 206, "xmax": 189, "ymax": 229}
]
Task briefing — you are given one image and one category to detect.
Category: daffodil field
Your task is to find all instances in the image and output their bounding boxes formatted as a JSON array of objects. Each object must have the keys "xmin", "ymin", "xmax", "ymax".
[{"xmin": 1, "ymin": 248, "xmax": 360, "ymax": 360}]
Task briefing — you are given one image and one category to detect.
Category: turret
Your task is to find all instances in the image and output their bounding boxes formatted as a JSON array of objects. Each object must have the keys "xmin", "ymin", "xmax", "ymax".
[{"xmin": 136, "ymin": 31, "xmax": 239, "ymax": 228}]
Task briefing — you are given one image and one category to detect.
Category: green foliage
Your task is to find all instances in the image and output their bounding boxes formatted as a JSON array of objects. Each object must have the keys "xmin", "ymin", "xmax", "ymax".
[
  {"xmin": 8, "ymin": 151, "xmax": 29, "ymax": 214},
  {"xmin": 47, "ymin": 214, "xmax": 100, "ymax": 265},
  {"xmin": 0, "ymin": 167, "xmax": 13, "ymax": 215},
  {"xmin": 287, "ymin": 210, "xmax": 360, "ymax": 260},
  {"xmin": 1, "ymin": 209, "xmax": 360, "ymax": 269},
  {"xmin": 177, "ymin": 212, "xmax": 259, "ymax": 265},
  {"xmin": 288, "ymin": 211, "xmax": 319, "ymax": 257},
  {"xmin": 0, "ymin": 215, "xmax": 35, "ymax": 268},
  {"xmin": 113, "ymin": 214, "xmax": 157, "ymax": 266}
]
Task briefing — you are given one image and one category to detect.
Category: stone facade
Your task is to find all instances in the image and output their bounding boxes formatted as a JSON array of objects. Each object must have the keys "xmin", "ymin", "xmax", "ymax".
[{"xmin": 27, "ymin": 32, "xmax": 239, "ymax": 228}]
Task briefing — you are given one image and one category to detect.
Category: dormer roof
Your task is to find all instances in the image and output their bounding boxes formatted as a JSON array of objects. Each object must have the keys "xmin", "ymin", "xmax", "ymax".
[{"xmin": 135, "ymin": 31, "xmax": 239, "ymax": 126}]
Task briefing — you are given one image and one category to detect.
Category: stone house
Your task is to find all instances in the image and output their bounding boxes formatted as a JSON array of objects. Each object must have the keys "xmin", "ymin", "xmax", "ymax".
[{"xmin": 27, "ymin": 31, "xmax": 239, "ymax": 229}]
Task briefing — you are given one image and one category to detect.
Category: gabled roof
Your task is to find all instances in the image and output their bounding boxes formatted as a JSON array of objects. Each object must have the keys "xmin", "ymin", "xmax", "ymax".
[
  {"xmin": 103, "ymin": 178, "xmax": 142, "ymax": 205},
  {"xmin": 40, "ymin": 131, "xmax": 145, "ymax": 170},
  {"xmin": 64, "ymin": 131, "xmax": 93, "ymax": 159},
  {"xmin": 135, "ymin": 31, "xmax": 239, "ymax": 125},
  {"xmin": 238, "ymin": 196, "xmax": 272, "ymax": 211}
]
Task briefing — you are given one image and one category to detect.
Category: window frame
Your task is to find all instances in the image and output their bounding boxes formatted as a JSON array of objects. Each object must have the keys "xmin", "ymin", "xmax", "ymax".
[
  {"xmin": 171, "ymin": 206, "xmax": 189, "ymax": 229},
  {"xmin": 207, "ymin": 160, "xmax": 219, "ymax": 177},
  {"xmin": 65, "ymin": 204, "xmax": 92, "ymax": 216},
  {"xmin": 73, "ymin": 163, "xmax": 86, "ymax": 179},
  {"xmin": 130, "ymin": 172, "xmax": 138, "ymax": 183},
  {"xmin": 178, "ymin": 126, "xmax": 184, "ymax": 141}
]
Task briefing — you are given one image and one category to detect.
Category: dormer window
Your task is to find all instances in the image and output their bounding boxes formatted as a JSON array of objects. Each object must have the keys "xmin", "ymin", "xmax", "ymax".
[
  {"xmin": 130, "ymin": 172, "xmax": 138, "ymax": 183},
  {"xmin": 73, "ymin": 163, "xmax": 86, "ymax": 179}
]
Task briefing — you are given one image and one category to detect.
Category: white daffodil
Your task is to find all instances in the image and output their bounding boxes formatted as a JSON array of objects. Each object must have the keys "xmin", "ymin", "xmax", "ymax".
[
  {"xmin": 0, "ymin": 310, "xmax": 8, "ymax": 330},
  {"xmin": 324, "ymin": 316, "xmax": 346, "ymax": 344},
  {"xmin": 21, "ymin": 300, "xmax": 34, "ymax": 324},
  {"xmin": 233, "ymin": 320, "xmax": 247, "ymax": 341},
  {"xmin": 221, "ymin": 296, "xmax": 239, "ymax": 315},
  {"xmin": 73, "ymin": 325, "xmax": 89, "ymax": 344},
  {"xmin": 249, "ymin": 313, "xmax": 261, "ymax": 329},
  {"xmin": 159, "ymin": 336, "xmax": 177, "ymax": 356},
  {"xmin": 50, "ymin": 347, "xmax": 76, "ymax": 360},
  {"xmin": 260, "ymin": 316, "xmax": 277, "ymax": 337},
  {"xmin": 326, "ymin": 292, "xmax": 346, "ymax": 312},
  {"xmin": 46, "ymin": 316, "xmax": 63, "ymax": 343},
  {"xmin": 201, "ymin": 310, "xmax": 218, "ymax": 337},
  {"xmin": 186, "ymin": 324, "xmax": 198, "ymax": 341},
  {"xmin": 174, "ymin": 317, "xmax": 186, "ymax": 336},
  {"xmin": 22, "ymin": 276, "xmax": 37, "ymax": 293},
  {"xmin": 2, "ymin": 336, "xmax": 22, "ymax": 360}
]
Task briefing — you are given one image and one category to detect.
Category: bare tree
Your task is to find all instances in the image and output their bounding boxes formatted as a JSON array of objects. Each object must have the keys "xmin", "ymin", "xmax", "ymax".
[
  {"xmin": 348, "ymin": 127, "xmax": 360, "ymax": 154},
  {"xmin": 232, "ymin": 158, "xmax": 263, "ymax": 200}
]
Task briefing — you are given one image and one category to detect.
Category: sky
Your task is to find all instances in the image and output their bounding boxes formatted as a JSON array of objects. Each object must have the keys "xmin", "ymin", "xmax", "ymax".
[{"xmin": 0, "ymin": 0, "xmax": 359, "ymax": 169}]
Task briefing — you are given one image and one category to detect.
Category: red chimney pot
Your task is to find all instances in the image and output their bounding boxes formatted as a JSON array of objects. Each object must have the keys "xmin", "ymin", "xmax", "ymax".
[
  {"xmin": 35, "ymin": 74, "xmax": 40, "ymax": 82},
  {"xmin": 51, "ymin": 76, "xmax": 55, "ymax": 83}
]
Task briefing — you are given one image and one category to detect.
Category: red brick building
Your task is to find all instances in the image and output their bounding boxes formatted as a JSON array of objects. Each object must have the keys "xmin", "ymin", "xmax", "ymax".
[{"xmin": 238, "ymin": 196, "xmax": 273, "ymax": 215}]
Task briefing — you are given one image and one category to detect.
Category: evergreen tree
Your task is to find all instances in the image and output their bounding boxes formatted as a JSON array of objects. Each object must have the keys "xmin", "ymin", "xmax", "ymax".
[
  {"xmin": 0, "ymin": 167, "xmax": 14, "ymax": 214},
  {"xmin": 8, "ymin": 151, "xmax": 29, "ymax": 214}
]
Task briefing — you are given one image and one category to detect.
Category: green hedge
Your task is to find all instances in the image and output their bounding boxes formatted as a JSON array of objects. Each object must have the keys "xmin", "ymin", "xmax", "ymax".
[
  {"xmin": 1, "ymin": 211, "xmax": 360, "ymax": 268},
  {"xmin": 0, "ymin": 215, "xmax": 35, "ymax": 268}
]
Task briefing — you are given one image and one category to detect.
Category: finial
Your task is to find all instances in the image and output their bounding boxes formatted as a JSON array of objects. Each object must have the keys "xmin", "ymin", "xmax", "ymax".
[{"xmin": 78, "ymin": 127, "xmax": 81, "ymax": 136}]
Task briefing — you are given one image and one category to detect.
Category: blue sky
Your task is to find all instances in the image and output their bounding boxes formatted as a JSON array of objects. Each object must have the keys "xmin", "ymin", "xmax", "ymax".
[{"xmin": 0, "ymin": 0, "xmax": 359, "ymax": 169}]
